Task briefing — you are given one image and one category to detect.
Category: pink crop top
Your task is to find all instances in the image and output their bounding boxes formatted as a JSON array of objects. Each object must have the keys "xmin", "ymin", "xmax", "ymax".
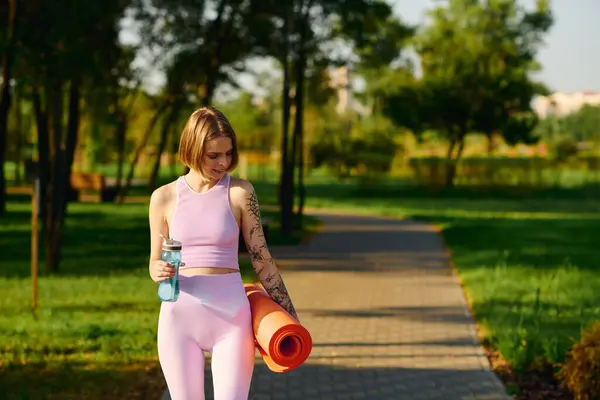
[{"xmin": 169, "ymin": 173, "xmax": 240, "ymax": 270}]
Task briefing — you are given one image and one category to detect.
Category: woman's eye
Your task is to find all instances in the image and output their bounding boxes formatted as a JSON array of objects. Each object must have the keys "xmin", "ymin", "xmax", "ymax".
[{"xmin": 208, "ymin": 155, "xmax": 217, "ymax": 160}]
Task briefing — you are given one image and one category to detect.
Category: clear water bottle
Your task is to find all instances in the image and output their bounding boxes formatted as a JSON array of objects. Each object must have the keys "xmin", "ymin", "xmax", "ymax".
[{"xmin": 157, "ymin": 236, "xmax": 182, "ymax": 302}]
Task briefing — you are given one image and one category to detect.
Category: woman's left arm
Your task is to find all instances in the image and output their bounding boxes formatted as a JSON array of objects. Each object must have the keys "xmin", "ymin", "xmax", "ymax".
[{"xmin": 238, "ymin": 181, "xmax": 299, "ymax": 321}]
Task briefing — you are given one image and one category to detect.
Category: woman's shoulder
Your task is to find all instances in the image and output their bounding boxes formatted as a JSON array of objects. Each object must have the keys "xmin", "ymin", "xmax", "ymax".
[
  {"xmin": 149, "ymin": 179, "xmax": 179, "ymax": 207},
  {"xmin": 229, "ymin": 176, "xmax": 254, "ymax": 193},
  {"xmin": 228, "ymin": 176, "xmax": 256, "ymax": 205}
]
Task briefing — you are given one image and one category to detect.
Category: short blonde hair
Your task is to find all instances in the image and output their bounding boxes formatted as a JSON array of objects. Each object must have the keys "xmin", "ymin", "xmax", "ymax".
[{"xmin": 178, "ymin": 106, "xmax": 239, "ymax": 174}]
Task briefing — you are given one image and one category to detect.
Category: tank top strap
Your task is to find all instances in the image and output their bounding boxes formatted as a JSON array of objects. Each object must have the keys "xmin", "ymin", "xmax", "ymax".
[
  {"xmin": 220, "ymin": 173, "xmax": 231, "ymax": 189},
  {"xmin": 176, "ymin": 175, "xmax": 187, "ymax": 193}
]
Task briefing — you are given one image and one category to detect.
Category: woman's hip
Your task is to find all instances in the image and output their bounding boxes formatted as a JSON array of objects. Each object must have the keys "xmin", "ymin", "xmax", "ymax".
[{"xmin": 160, "ymin": 273, "xmax": 251, "ymax": 322}]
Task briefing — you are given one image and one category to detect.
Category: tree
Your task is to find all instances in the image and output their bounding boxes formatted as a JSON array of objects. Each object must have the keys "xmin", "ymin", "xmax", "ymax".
[
  {"xmin": 563, "ymin": 105, "xmax": 600, "ymax": 143},
  {"xmin": 85, "ymin": 44, "xmax": 142, "ymax": 200},
  {"xmin": 256, "ymin": 0, "xmax": 412, "ymax": 235},
  {"xmin": 217, "ymin": 91, "xmax": 278, "ymax": 151},
  {"xmin": 383, "ymin": 0, "xmax": 552, "ymax": 187},
  {"xmin": 0, "ymin": 0, "xmax": 17, "ymax": 216},
  {"xmin": 127, "ymin": 0, "xmax": 272, "ymax": 192},
  {"xmin": 15, "ymin": 0, "xmax": 130, "ymax": 272}
]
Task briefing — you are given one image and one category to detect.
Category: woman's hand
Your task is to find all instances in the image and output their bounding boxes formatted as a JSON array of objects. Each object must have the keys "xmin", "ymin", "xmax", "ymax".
[{"xmin": 149, "ymin": 260, "xmax": 185, "ymax": 283}]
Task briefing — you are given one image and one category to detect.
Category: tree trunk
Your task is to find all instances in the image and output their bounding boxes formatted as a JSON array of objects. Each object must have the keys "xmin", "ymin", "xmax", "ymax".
[
  {"xmin": 32, "ymin": 89, "xmax": 50, "ymax": 217},
  {"xmin": 38, "ymin": 77, "xmax": 81, "ymax": 274},
  {"xmin": 444, "ymin": 138, "xmax": 456, "ymax": 188},
  {"xmin": 486, "ymin": 132, "xmax": 495, "ymax": 155},
  {"xmin": 0, "ymin": 0, "xmax": 17, "ymax": 215},
  {"xmin": 445, "ymin": 135, "xmax": 465, "ymax": 188},
  {"xmin": 285, "ymin": 89, "xmax": 299, "ymax": 235},
  {"xmin": 203, "ymin": 0, "xmax": 230, "ymax": 106},
  {"xmin": 64, "ymin": 77, "xmax": 81, "ymax": 192},
  {"xmin": 44, "ymin": 81, "xmax": 65, "ymax": 274},
  {"xmin": 114, "ymin": 89, "xmax": 139, "ymax": 194},
  {"xmin": 294, "ymin": 46, "xmax": 307, "ymax": 229},
  {"xmin": 148, "ymin": 106, "xmax": 179, "ymax": 192},
  {"xmin": 14, "ymin": 84, "xmax": 23, "ymax": 184},
  {"xmin": 119, "ymin": 101, "xmax": 169, "ymax": 201},
  {"xmin": 278, "ymin": 6, "xmax": 293, "ymax": 237},
  {"xmin": 283, "ymin": 10, "xmax": 311, "ymax": 235},
  {"xmin": 114, "ymin": 115, "xmax": 127, "ymax": 194},
  {"xmin": 62, "ymin": 76, "xmax": 81, "ymax": 211},
  {"xmin": 45, "ymin": 148, "xmax": 66, "ymax": 275}
]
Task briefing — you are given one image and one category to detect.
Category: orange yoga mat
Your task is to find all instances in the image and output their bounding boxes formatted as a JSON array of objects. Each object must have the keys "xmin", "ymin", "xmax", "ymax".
[{"xmin": 244, "ymin": 283, "xmax": 312, "ymax": 373}]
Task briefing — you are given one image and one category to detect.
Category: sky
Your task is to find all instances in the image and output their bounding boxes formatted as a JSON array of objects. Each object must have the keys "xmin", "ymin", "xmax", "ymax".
[
  {"xmin": 392, "ymin": 0, "xmax": 600, "ymax": 93},
  {"xmin": 124, "ymin": 0, "xmax": 600, "ymax": 96}
]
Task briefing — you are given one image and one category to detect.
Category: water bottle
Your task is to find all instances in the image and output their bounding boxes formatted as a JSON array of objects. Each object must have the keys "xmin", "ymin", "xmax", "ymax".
[{"xmin": 157, "ymin": 236, "xmax": 182, "ymax": 302}]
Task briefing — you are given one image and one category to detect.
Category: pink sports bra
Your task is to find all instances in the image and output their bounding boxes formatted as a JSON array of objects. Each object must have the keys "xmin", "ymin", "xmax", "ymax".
[{"xmin": 169, "ymin": 173, "xmax": 240, "ymax": 270}]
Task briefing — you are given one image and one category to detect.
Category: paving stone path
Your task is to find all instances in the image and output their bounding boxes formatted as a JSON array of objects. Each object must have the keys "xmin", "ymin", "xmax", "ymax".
[{"xmin": 166, "ymin": 211, "xmax": 510, "ymax": 400}]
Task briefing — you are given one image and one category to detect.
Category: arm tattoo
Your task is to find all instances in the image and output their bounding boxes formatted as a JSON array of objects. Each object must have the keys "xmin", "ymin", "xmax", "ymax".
[
  {"xmin": 244, "ymin": 189, "xmax": 299, "ymax": 321},
  {"xmin": 262, "ymin": 272, "xmax": 298, "ymax": 320},
  {"xmin": 248, "ymin": 225, "xmax": 262, "ymax": 240},
  {"xmin": 246, "ymin": 191, "xmax": 261, "ymax": 234}
]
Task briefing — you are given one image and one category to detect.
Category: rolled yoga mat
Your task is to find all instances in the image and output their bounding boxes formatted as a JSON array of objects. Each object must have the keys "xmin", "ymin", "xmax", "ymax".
[{"xmin": 244, "ymin": 283, "xmax": 312, "ymax": 373}]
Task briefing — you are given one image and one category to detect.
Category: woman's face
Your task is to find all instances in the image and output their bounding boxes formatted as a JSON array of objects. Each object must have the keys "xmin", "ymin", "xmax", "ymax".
[{"xmin": 202, "ymin": 136, "xmax": 233, "ymax": 180}]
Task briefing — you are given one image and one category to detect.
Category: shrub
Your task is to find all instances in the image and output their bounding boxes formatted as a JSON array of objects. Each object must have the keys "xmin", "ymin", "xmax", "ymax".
[
  {"xmin": 310, "ymin": 128, "xmax": 397, "ymax": 179},
  {"xmin": 553, "ymin": 138, "xmax": 579, "ymax": 163},
  {"xmin": 557, "ymin": 320, "xmax": 600, "ymax": 400}
]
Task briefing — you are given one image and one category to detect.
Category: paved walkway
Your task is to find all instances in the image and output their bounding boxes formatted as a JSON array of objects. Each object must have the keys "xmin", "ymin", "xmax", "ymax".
[{"xmin": 169, "ymin": 211, "xmax": 510, "ymax": 400}]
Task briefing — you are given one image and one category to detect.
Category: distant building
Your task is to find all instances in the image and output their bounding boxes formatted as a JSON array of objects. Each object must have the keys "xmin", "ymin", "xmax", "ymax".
[
  {"xmin": 329, "ymin": 66, "xmax": 370, "ymax": 116},
  {"xmin": 533, "ymin": 91, "xmax": 600, "ymax": 118}
]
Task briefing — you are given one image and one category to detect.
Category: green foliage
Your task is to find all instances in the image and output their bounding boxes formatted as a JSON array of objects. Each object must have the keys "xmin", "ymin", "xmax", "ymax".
[
  {"xmin": 492, "ymin": 288, "xmax": 547, "ymax": 374},
  {"xmin": 311, "ymin": 119, "xmax": 397, "ymax": 178},
  {"xmin": 501, "ymin": 112, "xmax": 541, "ymax": 146},
  {"xmin": 535, "ymin": 105, "xmax": 600, "ymax": 146},
  {"xmin": 380, "ymin": 0, "xmax": 553, "ymax": 187},
  {"xmin": 408, "ymin": 156, "xmax": 600, "ymax": 189},
  {"xmin": 553, "ymin": 138, "xmax": 579, "ymax": 163},
  {"xmin": 216, "ymin": 91, "xmax": 278, "ymax": 151},
  {"xmin": 305, "ymin": 59, "xmax": 337, "ymax": 107},
  {"xmin": 558, "ymin": 320, "xmax": 600, "ymax": 400},
  {"xmin": 565, "ymin": 105, "xmax": 600, "ymax": 143},
  {"xmin": 334, "ymin": 0, "xmax": 414, "ymax": 70},
  {"xmin": 348, "ymin": 131, "xmax": 397, "ymax": 173}
]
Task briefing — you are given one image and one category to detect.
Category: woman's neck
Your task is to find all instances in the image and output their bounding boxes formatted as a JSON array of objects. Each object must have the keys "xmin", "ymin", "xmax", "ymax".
[{"xmin": 184, "ymin": 170, "xmax": 217, "ymax": 193}]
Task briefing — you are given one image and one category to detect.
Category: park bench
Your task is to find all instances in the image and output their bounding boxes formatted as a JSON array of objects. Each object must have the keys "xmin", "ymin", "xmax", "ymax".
[
  {"xmin": 24, "ymin": 161, "xmax": 114, "ymax": 202},
  {"xmin": 69, "ymin": 172, "xmax": 113, "ymax": 202}
]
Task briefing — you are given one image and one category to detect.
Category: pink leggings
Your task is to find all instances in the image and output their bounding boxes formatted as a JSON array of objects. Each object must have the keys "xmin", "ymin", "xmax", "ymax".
[{"xmin": 157, "ymin": 272, "xmax": 255, "ymax": 400}]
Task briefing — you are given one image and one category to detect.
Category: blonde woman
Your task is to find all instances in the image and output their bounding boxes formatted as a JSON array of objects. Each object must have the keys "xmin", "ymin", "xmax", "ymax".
[{"xmin": 148, "ymin": 106, "xmax": 299, "ymax": 399}]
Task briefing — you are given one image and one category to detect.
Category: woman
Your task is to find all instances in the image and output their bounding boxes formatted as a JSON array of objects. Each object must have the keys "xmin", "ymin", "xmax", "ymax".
[{"xmin": 148, "ymin": 106, "xmax": 299, "ymax": 400}]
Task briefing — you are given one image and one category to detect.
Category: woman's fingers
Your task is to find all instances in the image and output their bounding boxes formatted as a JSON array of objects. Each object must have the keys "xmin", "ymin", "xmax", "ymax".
[{"xmin": 149, "ymin": 260, "xmax": 177, "ymax": 283}]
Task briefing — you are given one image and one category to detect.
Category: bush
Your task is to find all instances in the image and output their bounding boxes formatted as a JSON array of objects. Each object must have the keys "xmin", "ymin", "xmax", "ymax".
[
  {"xmin": 310, "ymin": 128, "xmax": 397, "ymax": 179},
  {"xmin": 557, "ymin": 320, "xmax": 600, "ymax": 400},
  {"xmin": 554, "ymin": 138, "xmax": 579, "ymax": 163}
]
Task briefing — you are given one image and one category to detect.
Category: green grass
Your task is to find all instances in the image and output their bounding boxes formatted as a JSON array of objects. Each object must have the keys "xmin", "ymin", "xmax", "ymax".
[
  {"xmin": 0, "ymin": 193, "xmax": 319, "ymax": 399},
  {"xmin": 271, "ymin": 181, "xmax": 600, "ymax": 374},
  {"xmin": 4, "ymin": 173, "xmax": 598, "ymax": 394}
]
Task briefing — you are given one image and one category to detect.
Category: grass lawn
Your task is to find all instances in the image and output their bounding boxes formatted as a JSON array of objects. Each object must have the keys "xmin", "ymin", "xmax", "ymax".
[
  {"xmin": 0, "ymin": 192, "xmax": 319, "ymax": 399},
  {"xmin": 3, "ymin": 175, "xmax": 598, "ymax": 397},
  {"xmin": 269, "ymin": 182, "xmax": 600, "ymax": 374}
]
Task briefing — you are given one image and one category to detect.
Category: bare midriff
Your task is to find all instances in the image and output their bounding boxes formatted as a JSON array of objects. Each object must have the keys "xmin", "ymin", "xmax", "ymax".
[{"xmin": 182, "ymin": 266, "xmax": 239, "ymax": 275}]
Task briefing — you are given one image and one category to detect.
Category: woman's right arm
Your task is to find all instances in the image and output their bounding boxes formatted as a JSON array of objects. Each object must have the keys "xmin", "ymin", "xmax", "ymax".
[{"xmin": 148, "ymin": 188, "xmax": 175, "ymax": 283}]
